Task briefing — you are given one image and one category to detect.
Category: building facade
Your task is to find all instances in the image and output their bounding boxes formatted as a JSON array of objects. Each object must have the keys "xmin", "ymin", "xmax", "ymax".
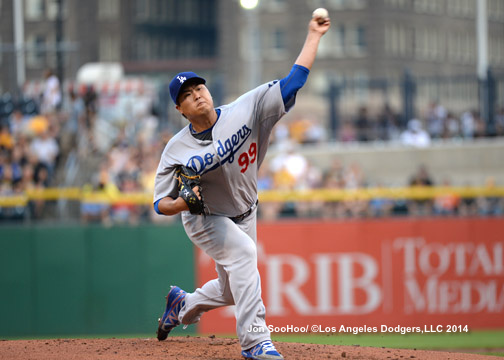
[
  {"xmin": 0, "ymin": 0, "xmax": 219, "ymax": 95},
  {"xmin": 1, "ymin": 0, "xmax": 503, "ymax": 118},
  {"xmin": 221, "ymin": 0, "xmax": 504, "ymax": 117}
]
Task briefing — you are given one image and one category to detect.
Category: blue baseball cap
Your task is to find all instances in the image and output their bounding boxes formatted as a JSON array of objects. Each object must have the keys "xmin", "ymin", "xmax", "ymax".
[{"xmin": 169, "ymin": 71, "xmax": 206, "ymax": 104}]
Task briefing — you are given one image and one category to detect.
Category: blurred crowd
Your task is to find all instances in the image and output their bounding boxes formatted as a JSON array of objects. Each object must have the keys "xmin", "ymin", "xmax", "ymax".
[
  {"xmin": 258, "ymin": 149, "xmax": 503, "ymax": 221},
  {"xmin": 281, "ymin": 102, "xmax": 504, "ymax": 147},
  {"xmin": 0, "ymin": 70, "xmax": 503, "ymax": 224},
  {"xmin": 0, "ymin": 69, "xmax": 63, "ymax": 221}
]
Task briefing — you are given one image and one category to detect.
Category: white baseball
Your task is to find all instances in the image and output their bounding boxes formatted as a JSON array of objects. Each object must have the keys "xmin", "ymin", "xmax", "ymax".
[{"xmin": 312, "ymin": 8, "xmax": 329, "ymax": 24}]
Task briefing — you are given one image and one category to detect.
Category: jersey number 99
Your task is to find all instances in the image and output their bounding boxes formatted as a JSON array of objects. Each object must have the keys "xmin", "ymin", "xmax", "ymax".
[{"xmin": 238, "ymin": 142, "xmax": 257, "ymax": 173}]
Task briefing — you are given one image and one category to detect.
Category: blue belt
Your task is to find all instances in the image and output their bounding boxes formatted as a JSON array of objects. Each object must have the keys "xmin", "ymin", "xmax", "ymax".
[{"xmin": 229, "ymin": 200, "xmax": 259, "ymax": 223}]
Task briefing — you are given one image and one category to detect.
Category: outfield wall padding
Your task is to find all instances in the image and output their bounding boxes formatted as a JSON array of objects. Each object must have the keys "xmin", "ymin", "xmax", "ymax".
[
  {"xmin": 198, "ymin": 217, "xmax": 504, "ymax": 333},
  {"xmin": 0, "ymin": 224, "xmax": 194, "ymax": 337}
]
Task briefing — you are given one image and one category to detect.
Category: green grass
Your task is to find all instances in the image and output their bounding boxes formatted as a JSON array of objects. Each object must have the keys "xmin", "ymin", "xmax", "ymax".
[
  {"xmin": 204, "ymin": 329, "xmax": 504, "ymax": 356},
  {"xmin": 270, "ymin": 330, "xmax": 504, "ymax": 350}
]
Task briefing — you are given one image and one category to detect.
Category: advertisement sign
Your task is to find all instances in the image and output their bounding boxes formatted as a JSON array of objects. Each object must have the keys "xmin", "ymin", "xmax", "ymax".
[{"xmin": 197, "ymin": 218, "xmax": 504, "ymax": 334}]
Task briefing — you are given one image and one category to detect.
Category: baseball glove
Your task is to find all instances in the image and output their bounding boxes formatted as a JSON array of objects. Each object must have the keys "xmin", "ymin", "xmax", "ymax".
[{"xmin": 174, "ymin": 166, "xmax": 205, "ymax": 215}]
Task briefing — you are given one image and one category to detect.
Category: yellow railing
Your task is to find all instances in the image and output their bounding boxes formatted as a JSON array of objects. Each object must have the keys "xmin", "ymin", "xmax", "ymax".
[
  {"xmin": 259, "ymin": 186, "xmax": 504, "ymax": 202},
  {"xmin": 0, "ymin": 186, "xmax": 503, "ymax": 207}
]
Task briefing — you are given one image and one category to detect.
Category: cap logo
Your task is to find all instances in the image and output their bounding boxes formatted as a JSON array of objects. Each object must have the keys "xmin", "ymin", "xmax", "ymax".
[{"xmin": 177, "ymin": 76, "xmax": 187, "ymax": 84}]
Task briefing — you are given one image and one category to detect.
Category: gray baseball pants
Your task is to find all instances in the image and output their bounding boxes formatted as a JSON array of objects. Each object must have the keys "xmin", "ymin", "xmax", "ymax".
[{"xmin": 177, "ymin": 208, "xmax": 271, "ymax": 350}]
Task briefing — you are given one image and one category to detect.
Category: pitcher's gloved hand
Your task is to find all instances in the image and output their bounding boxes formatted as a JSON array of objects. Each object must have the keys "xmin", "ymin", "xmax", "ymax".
[{"xmin": 174, "ymin": 166, "xmax": 205, "ymax": 215}]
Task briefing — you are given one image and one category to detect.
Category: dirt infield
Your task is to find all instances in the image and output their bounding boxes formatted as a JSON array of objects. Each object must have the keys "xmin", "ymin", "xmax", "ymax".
[{"xmin": 0, "ymin": 336, "xmax": 499, "ymax": 359}]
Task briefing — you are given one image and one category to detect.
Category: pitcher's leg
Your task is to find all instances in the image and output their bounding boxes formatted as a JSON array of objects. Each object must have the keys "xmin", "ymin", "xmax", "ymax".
[
  {"xmin": 220, "ymin": 223, "xmax": 270, "ymax": 349},
  {"xmin": 179, "ymin": 263, "xmax": 234, "ymax": 324},
  {"xmin": 227, "ymin": 256, "xmax": 270, "ymax": 349},
  {"xmin": 181, "ymin": 214, "xmax": 270, "ymax": 349}
]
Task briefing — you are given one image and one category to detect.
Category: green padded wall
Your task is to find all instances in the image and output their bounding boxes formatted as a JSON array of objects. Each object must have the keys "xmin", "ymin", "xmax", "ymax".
[{"xmin": 0, "ymin": 224, "xmax": 195, "ymax": 338}]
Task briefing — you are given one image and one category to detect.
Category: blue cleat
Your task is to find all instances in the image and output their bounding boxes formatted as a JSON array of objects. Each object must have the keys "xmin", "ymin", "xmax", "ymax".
[
  {"xmin": 241, "ymin": 340, "xmax": 284, "ymax": 360},
  {"xmin": 156, "ymin": 286, "xmax": 187, "ymax": 341}
]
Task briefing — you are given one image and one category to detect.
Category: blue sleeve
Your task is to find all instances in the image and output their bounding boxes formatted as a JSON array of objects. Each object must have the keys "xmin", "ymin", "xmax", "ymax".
[
  {"xmin": 279, "ymin": 64, "xmax": 310, "ymax": 107},
  {"xmin": 154, "ymin": 198, "xmax": 163, "ymax": 215}
]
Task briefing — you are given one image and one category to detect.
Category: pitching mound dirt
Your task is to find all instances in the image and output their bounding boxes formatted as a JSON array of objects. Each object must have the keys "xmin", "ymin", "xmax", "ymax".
[{"xmin": 0, "ymin": 336, "xmax": 499, "ymax": 359}]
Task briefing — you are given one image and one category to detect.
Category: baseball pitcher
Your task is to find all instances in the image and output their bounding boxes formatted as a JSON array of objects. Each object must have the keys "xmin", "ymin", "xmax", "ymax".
[{"xmin": 153, "ymin": 12, "xmax": 330, "ymax": 360}]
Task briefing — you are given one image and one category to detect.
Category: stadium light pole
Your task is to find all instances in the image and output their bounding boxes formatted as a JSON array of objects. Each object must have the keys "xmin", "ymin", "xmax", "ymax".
[
  {"xmin": 55, "ymin": 0, "xmax": 64, "ymax": 86},
  {"xmin": 476, "ymin": 0, "xmax": 491, "ymax": 133},
  {"xmin": 240, "ymin": 0, "xmax": 261, "ymax": 91},
  {"xmin": 476, "ymin": 0, "xmax": 488, "ymax": 81},
  {"xmin": 13, "ymin": 0, "xmax": 26, "ymax": 90}
]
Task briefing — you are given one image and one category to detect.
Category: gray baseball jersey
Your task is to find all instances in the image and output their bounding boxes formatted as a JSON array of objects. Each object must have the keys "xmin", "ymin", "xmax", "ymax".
[{"xmin": 153, "ymin": 80, "xmax": 288, "ymax": 217}]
